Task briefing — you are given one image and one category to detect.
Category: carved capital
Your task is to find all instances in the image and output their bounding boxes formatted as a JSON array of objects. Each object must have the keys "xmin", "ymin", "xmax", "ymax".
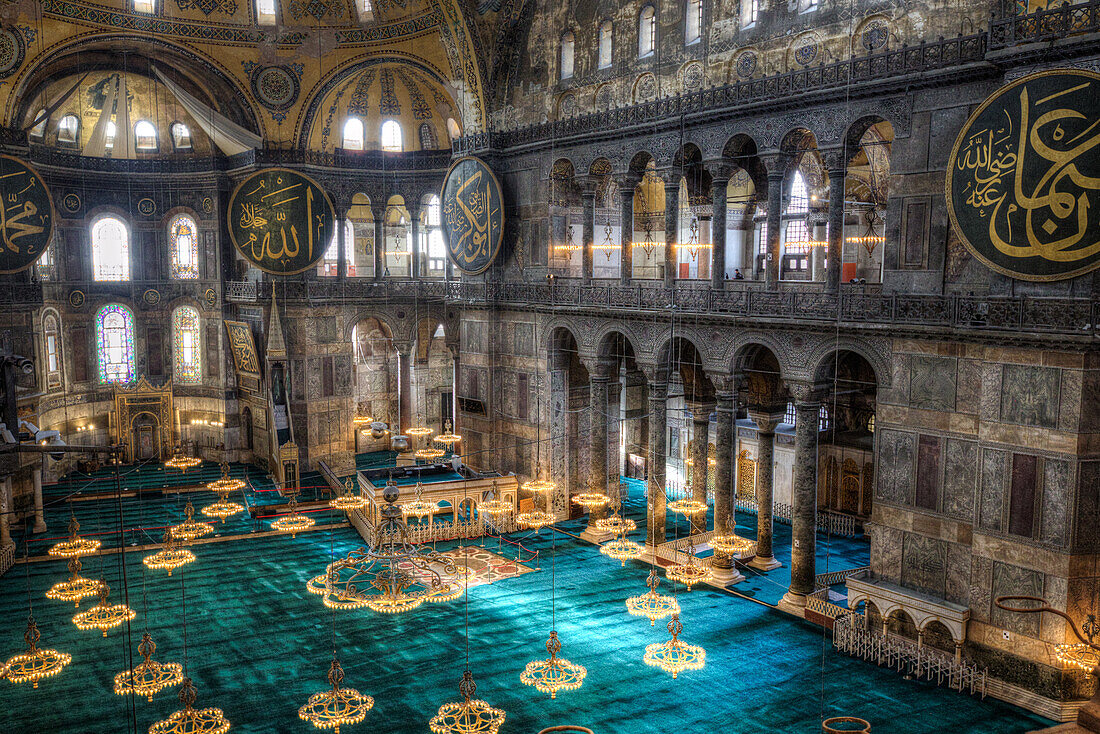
[
  {"xmin": 819, "ymin": 147, "xmax": 847, "ymax": 177},
  {"xmin": 787, "ymin": 379, "xmax": 825, "ymax": 406},
  {"xmin": 746, "ymin": 409, "xmax": 785, "ymax": 434}
]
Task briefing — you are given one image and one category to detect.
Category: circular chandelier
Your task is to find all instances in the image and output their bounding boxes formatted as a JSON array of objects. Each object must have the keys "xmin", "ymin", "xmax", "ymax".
[
  {"xmin": 643, "ymin": 615, "xmax": 706, "ymax": 679},
  {"xmin": 515, "ymin": 511, "xmax": 554, "ymax": 532},
  {"xmin": 521, "ymin": 479, "xmax": 555, "ymax": 494},
  {"xmin": 164, "ymin": 453, "xmax": 201, "ymax": 471},
  {"xmin": 113, "ymin": 633, "xmax": 184, "ymax": 701},
  {"xmin": 434, "ymin": 420, "xmax": 461, "ymax": 446},
  {"xmin": 429, "ymin": 670, "xmax": 505, "ymax": 734},
  {"xmin": 330, "ymin": 478, "xmax": 368, "ymax": 512},
  {"xmin": 519, "ymin": 631, "xmax": 586, "ymax": 699},
  {"xmin": 201, "ymin": 498, "xmax": 245, "ymax": 523},
  {"xmin": 406, "ymin": 422, "xmax": 433, "ymax": 437},
  {"xmin": 1056, "ymin": 643, "xmax": 1100, "ymax": 673},
  {"xmin": 479, "ymin": 499, "xmax": 510, "ymax": 518},
  {"xmin": 600, "ymin": 534, "xmax": 644, "ymax": 566},
  {"xmin": 666, "ymin": 543, "xmax": 712, "ymax": 590},
  {"xmin": 400, "ymin": 482, "xmax": 438, "ymax": 519},
  {"xmin": 626, "ymin": 570, "xmax": 681, "ymax": 626},
  {"xmin": 3, "ymin": 616, "xmax": 71, "ymax": 688},
  {"xmin": 595, "ymin": 515, "xmax": 637, "ymax": 535},
  {"xmin": 48, "ymin": 516, "xmax": 101, "ymax": 558},
  {"xmin": 352, "ymin": 414, "xmax": 374, "ymax": 426},
  {"xmin": 72, "ymin": 583, "xmax": 136, "ymax": 637},
  {"xmin": 571, "ymin": 493, "xmax": 609, "ymax": 510},
  {"xmin": 712, "ymin": 534, "xmax": 754, "ymax": 557},
  {"xmin": 415, "ymin": 448, "xmax": 446, "ymax": 461},
  {"xmin": 144, "ymin": 531, "xmax": 196, "ymax": 576},
  {"xmin": 46, "ymin": 558, "xmax": 103, "ymax": 608},
  {"xmin": 667, "ymin": 499, "xmax": 707, "ymax": 515},
  {"xmin": 309, "ymin": 480, "xmax": 463, "ymax": 614},
  {"xmin": 299, "ymin": 657, "xmax": 374, "ymax": 733},
  {"xmin": 205, "ymin": 464, "xmax": 245, "ymax": 494},
  {"xmin": 272, "ymin": 496, "xmax": 315, "ymax": 538},
  {"xmin": 169, "ymin": 501, "xmax": 214, "ymax": 541},
  {"xmin": 149, "ymin": 678, "xmax": 230, "ymax": 734}
]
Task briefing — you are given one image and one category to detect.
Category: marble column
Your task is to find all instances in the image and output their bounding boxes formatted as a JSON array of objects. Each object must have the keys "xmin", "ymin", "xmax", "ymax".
[
  {"xmin": 710, "ymin": 388, "xmax": 744, "ymax": 584},
  {"xmin": 747, "ymin": 410, "xmax": 783, "ymax": 571},
  {"xmin": 336, "ymin": 209, "xmax": 348, "ymax": 280},
  {"xmin": 409, "ymin": 206, "xmax": 421, "ymax": 278},
  {"xmin": 581, "ymin": 365, "xmax": 612, "ymax": 540},
  {"xmin": 663, "ymin": 182, "xmax": 678, "ymax": 287},
  {"xmin": 372, "ymin": 209, "xmax": 385, "ymax": 280},
  {"xmin": 397, "ymin": 346, "xmax": 412, "ymax": 435},
  {"xmin": 781, "ymin": 388, "xmax": 822, "ymax": 612},
  {"xmin": 646, "ymin": 381, "xmax": 668, "ymax": 549},
  {"xmin": 0, "ymin": 478, "xmax": 11, "ymax": 548},
  {"xmin": 618, "ymin": 186, "xmax": 634, "ymax": 285},
  {"xmin": 607, "ymin": 380, "xmax": 622, "ymax": 506},
  {"xmin": 582, "ymin": 188, "xmax": 596, "ymax": 285},
  {"xmin": 710, "ymin": 172, "xmax": 730, "ymax": 288},
  {"xmin": 826, "ymin": 157, "xmax": 847, "ymax": 293},
  {"xmin": 33, "ymin": 462, "xmax": 46, "ymax": 533},
  {"xmin": 690, "ymin": 406, "xmax": 711, "ymax": 536},
  {"xmin": 765, "ymin": 168, "xmax": 783, "ymax": 290}
]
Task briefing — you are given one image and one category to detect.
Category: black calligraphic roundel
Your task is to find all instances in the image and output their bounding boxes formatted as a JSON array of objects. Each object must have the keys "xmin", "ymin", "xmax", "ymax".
[
  {"xmin": 440, "ymin": 156, "xmax": 505, "ymax": 275},
  {"xmin": 946, "ymin": 69, "xmax": 1100, "ymax": 282},
  {"xmin": 228, "ymin": 168, "xmax": 336, "ymax": 276},
  {"xmin": 0, "ymin": 156, "xmax": 54, "ymax": 275}
]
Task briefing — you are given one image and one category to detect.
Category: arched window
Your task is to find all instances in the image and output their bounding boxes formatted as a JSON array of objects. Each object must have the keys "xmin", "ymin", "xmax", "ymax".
[
  {"xmin": 598, "ymin": 21, "xmax": 613, "ymax": 69},
  {"xmin": 135, "ymin": 120, "xmax": 157, "ymax": 150},
  {"xmin": 418, "ymin": 123, "xmax": 437, "ymax": 150},
  {"xmin": 96, "ymin": 305, "xmax": 135, "ymax": 384},
  {"xmin": 170, "ymin": 122, "xmax": 192, "ymax": 150},
  {"xmin": 105, "ymin": 121, "xmax": 117, "ymax": 150},
  {"xmin": 58, "ymin": 115, "xmax": 79, "ymax": 145},
  {"xmin": 356, "ymin": 0, "xmax": 373, "ymax": 20},
  {"xmin": 317, "ymin": 219, "xmax": 356, "ymax": 276},
  {"xmin": 819, "ymin": 405, "xmax": 830, "ymax": 430},
  {"xmin": 134, "ymin": 0, "xmax": 155, "ymax": 11},
  {"xmin": 256, "ymin": 0, "xmax": 276, "ymax": 24},
  {"xmin": 685, "ymin": 0, "xmax": 702, "ymax": 44},
  {"xmin": 170, "ymin": 214, "xmax": 199, "ymax": 279},
  {"xmin": 446, "ymin": 118, "xmax": 461, "ymax": 140},
  {"xmin": 381, "ymin": 120, "xmax": 403, "ymax": 152},
  {"xmin": 638, "ymin": 6, "xmax": 656, "ymax": 58},
  {"xmin": 173, "ymin": 306, "xmax": 202, "ymax": 384},
  {"xmin": 92, "ymin": 216, "xmax": 130, "ymax": 281},
  {"xmin": 44, "ymin": 314, "xmax": 62, "ymax": 389},
  {"xmin": 36, "ymin": 240, "xmax": 54, "ymax": 280},
  {"xmin": 425, "ymin": 195, "xmax": 445, "ymax": 274},
  {"xmin": 342, "ymin": 117, "xmax": 364, "ymax": 150},
  {"xmin": 787, "ymin": 171, "xmax": 809, "ymax": 213},
  {"xmin": 560, "ymin": 31, "xmax": 575, "ymax": 80},
  {"xmin": 784, "ymin": 401, "xmax": 796, "ymax": 425},
  {"xmin": 29, "ymin": 109, "xmax": 47, "ymax": 140},
  {"xmin": 743, "ymin": 0, "xmax": 759, "ymax": 26}
]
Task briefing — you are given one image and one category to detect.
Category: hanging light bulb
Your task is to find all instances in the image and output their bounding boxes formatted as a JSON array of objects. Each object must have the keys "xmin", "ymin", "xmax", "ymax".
[
  {"xmin": 515, "ymin": 510, "xmax": 554, "ymax": 532},
  {"xmin": 113, "ymin": 633, "xmax": 184, "ymax": 701},
  {"xmin": 519, "ymin": 631, "xmax": 586, "ymax": 699},
  {"xmin": 2, "ymin": 616, "xmax": 71, "ymax": 688},
  {"xmin": 434, "ymin": 419, "xmax": 462, "ymax": 446},
  {"xmin": 298, "ymin": 657, "xmax": 374, "ymax": 733},
  {"xmin": 665, "ymin": 541, "xmax": 712, "ymax": 590},
  {"xmin": 521, "ymin": 478, "xmax": 555, "ymax": 494},
  {"xmin": 330, "ymin": 478, "xmax": 368, "ymax": 512},
  {"xmin": 164, "ymin": 450, "xmax": 201, "ymax": 471},
  {"xmin": 272, "ymin": 495, "xmax": 315, "ymax": 537},
  {"xmin": 169, "ymin": 501, "xmax": 214, "ymax": 541},
  {"xmin": 400, "ymin": 482, "xmax": 438, "ymax": 519},
  {"xmin": 149, "ymin": 678, "xmax": 230, "ymax": 734},
  {"xmin": 143, "ymin": 531, "xmax": 196, "ymax": 576},
  {"xmin": 429, "ymin": 671, "xmax": 505, "ymax": 734},
  {"xmin": 643, "ymin": 615, "xmax": 705, "ymax": 679},
  {"xmin": 48, "ymin": 516, "xmax": 101, "ymax": 558},
  {"xmin": 599, "ymin": 531, "xmax": 643, "ymax": 566},
  {"xmin": 626, "ymin": 570, "xmax": 681, "ymax": 626},
  {"xmin": 72, "ymin": 582, "xmax": 136, "ymax": 637},
  {"xmin": 46, "ymin": 558, "xmax": 103, "ymax": 608}
]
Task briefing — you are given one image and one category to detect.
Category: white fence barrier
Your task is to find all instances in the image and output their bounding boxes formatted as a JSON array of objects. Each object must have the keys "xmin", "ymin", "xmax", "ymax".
[
  {"xmin": 735, "ymin": 500, "xmax": 859, "ymax": 537},
  {"xmin": 0, "ymin": 543, "xmax": 13, "ymax": 578}
]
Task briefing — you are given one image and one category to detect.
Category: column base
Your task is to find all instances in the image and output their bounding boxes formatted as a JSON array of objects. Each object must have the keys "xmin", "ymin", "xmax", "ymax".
[
  {"xmin": 580, "ymin": 527, "xmax": 615, "ymax": 543},
  {"xmin": 33, "ymin": 519, "xmax": 47, "ymax": 534},
  {"xmin": 708, "ymin": 565, "xmax": 745, "ymax": 586},
  {"xmin": 778, "ymin": 591, "xmax": 808, "ymax": 616},
  {"xmin": 748, "ymin": 555, "xmax": 782, "ymax": 571}
]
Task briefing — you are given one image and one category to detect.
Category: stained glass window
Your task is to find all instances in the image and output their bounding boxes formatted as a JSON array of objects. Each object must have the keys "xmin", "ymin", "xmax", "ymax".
[
  {"xmin": 170, "ymin": 214, "xmax": 199, "ymax": 279},
  {"xmin": 96, "ymin": 304, "xmax": 135, "ymax": 384},
  {"xmin": 92, "ymin": 216, "xmax": 129, "ymax": 281},
  {"xmin": 173, "ymin": 306, "xmax": 201, "ymax": 384}
]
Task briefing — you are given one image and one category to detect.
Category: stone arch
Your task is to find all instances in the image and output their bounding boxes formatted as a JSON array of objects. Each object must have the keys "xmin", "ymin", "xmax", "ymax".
[
  {"xmin": 343, "ymin": 310, "xmax": 401, "ymax": 344},
  {"xmin": 632, "ymin": 73, "xmax": 659, "ymax": 104},
  {"xmin": 808, "ymin": 337, "xmax": 890, "ymax": 389},
  {"xmin": 593, "ymin": 325, "xmax": 642, "ymax": 365}
]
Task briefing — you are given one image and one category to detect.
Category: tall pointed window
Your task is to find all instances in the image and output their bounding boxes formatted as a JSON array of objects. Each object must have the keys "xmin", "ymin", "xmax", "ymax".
[
  {"xmin": 639, "ymin": 6, "xmax": 656, "ymax": 58},
  {"xmin": 356, "ymin": 0, "xmax": 373, "ymax": 20},
  {"xmin": 560, "ymin": 31, "xmax": 575, "ymax": 80},
  {"xmin": 419, "ymin": 122, "xmax": 437, "ymax": 150},
  {"xmin": 170, "ymin": 214, "xmax": 199, "ymax": 279},
  {"xmin": 598, "ymin": 21, "xmax": 613, "ymax": 69},
  {"xmin": 105, "ymin": 121, "xmax": 117, "ymax": 150},
  {"xmin": 381, "ymin": 120, "xmax": 403, "ymax": 152},
  {"xmin": 317, "ymin": 219, "xmax": 356, "ymax": 276},
  {"xmin": 92, "ymin": 216, "xmax": 130, "ymax": 281},
  {"xmin": 256, "ymin": 0, "xmax": 276, "ymax": 24},
  {"xmin": 96, "ymin": 305, "xmax": 135, "ymax": 384},
  {"xmin": 44, "ymin": 314, "xmax": 62, "ymax": 389},
  {"xmin": 173, "ymin": 306, "xmax": 202, "ymax": 384},
  {"xmin": 36, "ymin": 240, "xmax": 54, "ymax": 280},
  {"xmin": 685, "ymin": 0, "xmax": 702, "ymax": 44},
  {"xmin": 744, "ymin": 0, "xmax": 759, "ymax": 27},
  {"xmin": 342, "ymin": 117, "xmax": 364, "ymax": 150}
]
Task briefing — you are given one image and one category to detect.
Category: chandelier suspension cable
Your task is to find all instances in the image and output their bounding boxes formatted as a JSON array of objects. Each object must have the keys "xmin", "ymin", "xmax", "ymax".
[{"xmin": 114, "ymin": 446, "xmax": 139, "ymax": 733}]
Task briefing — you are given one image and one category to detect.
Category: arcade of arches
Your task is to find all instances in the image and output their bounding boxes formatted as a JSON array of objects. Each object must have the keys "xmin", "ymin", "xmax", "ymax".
[{"xmin": 0, "ymin": 1, "xmax": 1095, "ymax": 733}]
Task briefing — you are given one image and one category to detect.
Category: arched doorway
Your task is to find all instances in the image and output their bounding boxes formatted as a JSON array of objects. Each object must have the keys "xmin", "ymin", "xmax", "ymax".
[{"xmin": 132, "ymin": 412, "xmax": 161, "ymax": 461}]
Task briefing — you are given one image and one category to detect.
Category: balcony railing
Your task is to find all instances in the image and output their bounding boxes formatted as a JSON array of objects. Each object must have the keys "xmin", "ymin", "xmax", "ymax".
[
  {"xmin": 224, "ymin": 279, "xmax": 1099, "ymax": 337},
  {"xmin": 990, "ymin": 0, "xmax": 1100, "ymax": 48}
]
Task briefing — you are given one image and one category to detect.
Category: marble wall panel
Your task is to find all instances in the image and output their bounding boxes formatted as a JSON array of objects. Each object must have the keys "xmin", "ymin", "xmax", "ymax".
[
  {"xmin": 942, "ymin": 438, "xmax": 978, "ymax": 521},
  {"xmin": 979, "ymin": 364, "xmax": 1002, "ymax": 422},
  {"xmin": 991, "ymin": 562, "xmax": 1043, "ymax": 638},
  {"xmin": 1040, "ymin": 575, "xmax": 1068, "ymax": 644},
  {"xmin": 901, "ymin": 532, "xmax": 948, "ymax": 597},
  {"xmin": 1058, "ymin": 369, "xmax": 1082, "ymax": 433},
  {"xmin": 1040, "ymin": 458, "xmax": 1071, "ymax": 547},
  {"xmin": 513, "ymin": 322, "xmax": 534, "ymax": 356},
  {"xmin": 979, "ymin": 448, "xmax": 1007, "ymax": 532},
  {"xmin": 878, "ymin": 352, "xmax": 909, "ymax": 407},
  {"xmin": 876, "ymin": 429, "xmax": 914, "ymax": 505},
  {"xmin": 970, "ymin": 554, "xmax": 994, "ymax": 623},
  {"xmin": 1082, "ymin": 372, "xmax": 1100, "ymax": 432},
  {"xmin": 1000, "ymin": 364, "xmax": 1060, "ymax": 428},
  {"xmin": 1076, "ymin": 462, "xmax": 1100, "ymax": 553},
  {"xmin": 956, "ymin": 359, "xmax": 982, "ymax": 416},
  {"xmin": 334, "ymin": 354, "xmax": 352, "ymax": 394},
  {"xmin": 909, "ymin": 355, "xmax": 956, "ymax": 412},
  {"xmin": 945, "ymin": 542, "xmax": 972, "ymax": 606},
  {"xmin": 877, "ymin": 525, "xmax": 904, "ymax": 583}
]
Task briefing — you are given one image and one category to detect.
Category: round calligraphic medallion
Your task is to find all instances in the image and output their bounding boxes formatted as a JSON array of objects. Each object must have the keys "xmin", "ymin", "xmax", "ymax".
[
  {"xmin": 228, "ymin": 168, "xmax": 336, "ymax": 276},
  {"xmin": 440, "ymin": 156, "xmax": 505, "ymax": 275},
  {"xmin": 946, "ymin": 69, "xmax": 1100, "ymax": 282},
  {"xmin": 0, "ymin": 156, "xmax": 54, "ymax": 274}
]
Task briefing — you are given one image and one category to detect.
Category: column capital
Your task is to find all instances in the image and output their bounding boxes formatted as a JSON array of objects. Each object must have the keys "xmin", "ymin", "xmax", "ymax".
[
  {"xmin": 616, "ymin": 173, "xmax": 643, "ymax": 191},
  {"xmin": 715, "ymin": 389, "xmax": 737, "ymax": 410},
  {"xmin": 392, "ymin": 340, "xmax": 413, "ymax": 356},
  {"xmin": 758, "ymin": 152, "xmax": 790, "ymax": 179},
  {"xmin": 578, "ymin": 176, "xmax": 602, "ymax": 200},
  {"xmin": 582, "ymin": 356, "xmax": 616, "ymax": 381},
  {"xmin": 818, "ymin": 147, "xmax": 848, "ymax": 175},
  {"xmin": 687, "ymin": 401, "xmax": 715, "ymax": 421},
  {"xmin": 787, "ymin": 379, "xmax": 827, "ymax": 406},
  {"xmin": 704, "ymin": 159, "xmax": 737, "ymax": 185},
  {"xmin": 746, "ymin": 409, "xmax": 785, "ymax": 434}
]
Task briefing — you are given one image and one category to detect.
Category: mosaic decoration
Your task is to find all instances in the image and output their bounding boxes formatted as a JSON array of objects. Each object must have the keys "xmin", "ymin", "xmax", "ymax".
[
  {"xmin": 736, "ymin": 51, "xmax": 757, "ymax": 79},
  {"xmin": 43, "ymin": 0, "xmax": 266, "ymax": 44},
  {"xmin": 143, "ymin": 288, "xmax": 161, "ymax": 306},
  {"xmin": 68, "ymin": 290, "xmax": 85, "ymax": 308},
  {"xmin": 16, "ymin": 25, "xmax": 36, "ymax": 43},
  {"xmin": 334, "ymin": 10, "xmax": 441, "ymax": 44},
  {"xmin": 227, "ymin": 168, "xmax": 336, "ymax": 275},
  {"xmin": 138, "ymin": 197, "xmax": 156, "ymax": 216},
  {"xmin": 861, "ymin": 19, "xmax": 889, "ymax": 52},
  {"xmin": 634, "ymin": 73, "xmax": 657, "ymax": 103},
  {"xmin": 202, "ymin": 196, "xmax": 214, "ymax": 213},
  {"xmin": 169, "ymin": 214, "xmax": 199, "ymax": 279},
  {"xmin": 0, "ymin": 26, "xmax": 25, "ymax": 79},
  {"xmin": 203, "ymin": 287, "xmax": 217, "ymax": 309},
  {"xmin": 346, "ymin": 69, "xmax": 377, "ymax": 117},
  {"xmin": 175, "ymin": 0, "xmax": 239, "ymax": 15},
  {"xmin": 946, "ymin": 69, "xmax": 1100, "ymax": 281},
  {"xmin": 559, "ymin": 93, "xmax": 576, "ymax": 118},
  {"xmin": 594, "ymin": 84, "xmax": 612, "ymax": 111},
  {"xmin": 250, "ymin": 64, "xmax": 300, "ymax": 115},
  {"xmin": 794, "ymin": 36, "xmax": 819, "ymax": 66},
  {"xmin": 0, "ymin": 156, "xmax": 54, "ymax": 274},
  {"xmin": 397, "ymin": 68, "xmax": 432, "ymax": 120},
  {"xmin": 440, "ymin": 157, "xmax": 504, "ymax": 275},
  {"xmin": 681, "ymin": 63, "xmax": 704, "ymax": 92},
  {"xmin": 224, "ymin": 320, "xmax": 260, "ymax": 378},
  {"xmin": 289, "ymin": 0, "xmax": 346, "ymax": 20},
  {"xmin": 379, "ymin": 69, "xmax": 401, "ymax": 115},
  {"xmin": 62, "ymin": 193, "xmax": 82, "ymax": 213},
  {"xmin": 96, "ymin": 304, "xmax": 135, "ymax": 384},
  {"xmin": 173, "ymin": 306, "xmax": 202, "ymax": 384}
]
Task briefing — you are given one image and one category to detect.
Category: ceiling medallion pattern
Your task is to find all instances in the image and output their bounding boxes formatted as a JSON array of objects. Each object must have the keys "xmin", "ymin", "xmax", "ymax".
[
  {"xmin": 175, "ymin": 0, "xmax": 239, "ymax": 14},
  {"xmin": 248, "ymin": 63, "xmax": 302, "ymax": 120},
  {"xmin": 0, "ymin": 26, "xmax": 25, "ymax": 79}
]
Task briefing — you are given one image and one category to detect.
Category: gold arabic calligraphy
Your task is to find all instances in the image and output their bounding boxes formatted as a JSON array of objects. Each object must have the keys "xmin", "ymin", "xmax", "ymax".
[
  {"xmin": 443, "ymin": 162, "xmax": 500, "ymax": 269},
  {"xmin": 230, "ymin": 171, "xmax": 333, "ymax": 274},
  {"xmin": 955, "ymin": 76, "xmax": 1100, "ymax": 264},
  {"xmin": 0, "ymin": 166, "xmax": 47, "ymax": 256}
]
